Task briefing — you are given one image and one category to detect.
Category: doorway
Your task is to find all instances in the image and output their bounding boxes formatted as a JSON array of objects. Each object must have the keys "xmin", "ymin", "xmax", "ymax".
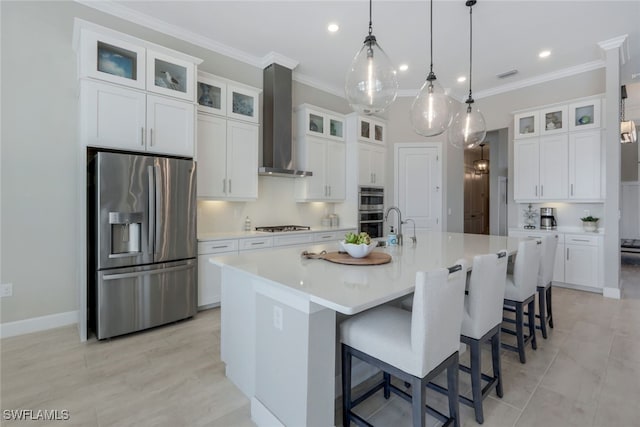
[{"xmin": 464, "ymin": 144, "xmax": 490, "ymax": 234}]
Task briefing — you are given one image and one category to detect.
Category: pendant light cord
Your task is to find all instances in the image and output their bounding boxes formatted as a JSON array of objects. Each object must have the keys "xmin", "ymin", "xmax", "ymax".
[
  {"xmin": 429, "ymin": 0, "xmax": 434, "ymax": 75},
  {"xmin": 466, "ymin": 1, "xmax": 475, "ymax": 105},
  {"xmin": 368, "ymin": 0, "xmax": 373, "ymax": 36}
]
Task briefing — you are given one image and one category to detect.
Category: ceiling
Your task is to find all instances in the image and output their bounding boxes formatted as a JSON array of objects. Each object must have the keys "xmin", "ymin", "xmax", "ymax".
[{"xmin": 98, "ymin": 1, "xmax": 639, "ymax": 101}]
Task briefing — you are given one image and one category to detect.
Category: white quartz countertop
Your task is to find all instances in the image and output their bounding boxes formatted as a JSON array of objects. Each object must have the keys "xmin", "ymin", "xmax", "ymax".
[
  {"xmin": 198, "ymin": 226, "xmax": 357, "ymax": 242},
  {"xmin": 210, "ymin": 231, "xmax": 520, "ymax": 315}
]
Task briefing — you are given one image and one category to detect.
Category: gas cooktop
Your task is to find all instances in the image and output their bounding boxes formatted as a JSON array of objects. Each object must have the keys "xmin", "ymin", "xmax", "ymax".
[{"xmin": 255, "ymin": 225, "xmax": 311, "ymax": 233}]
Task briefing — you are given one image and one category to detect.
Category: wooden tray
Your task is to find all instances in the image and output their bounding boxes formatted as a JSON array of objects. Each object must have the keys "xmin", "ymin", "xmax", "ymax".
[{"xmin": 303, "ymin": 251, "xmax": 391, "ymax": 265}]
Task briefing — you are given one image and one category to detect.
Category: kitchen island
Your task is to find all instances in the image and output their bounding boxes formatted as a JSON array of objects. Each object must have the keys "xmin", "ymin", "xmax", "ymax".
[{"xmin": 211, "ymin": 232, "xmax": 520, "ymax": 427}]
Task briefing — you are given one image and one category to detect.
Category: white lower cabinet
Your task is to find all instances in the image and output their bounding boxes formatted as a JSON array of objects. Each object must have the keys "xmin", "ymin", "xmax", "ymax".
[
  {"xmin": 508, "ymin": 230, "xmax": 602, "ymax": 290},
  {"xmin": 564, "ymin": 234, "xmax": 600, "ymax": 288},
  {"xmin": 81, "ymin": 80, "xmax": 195, "ymax": 157},
  {"xmin": 197, "ymin": 240, "xmax": 238, "ymax": 308},
  {"xmin": 196, "ymin": 114, "xmax": 258, "ymax": 200}
]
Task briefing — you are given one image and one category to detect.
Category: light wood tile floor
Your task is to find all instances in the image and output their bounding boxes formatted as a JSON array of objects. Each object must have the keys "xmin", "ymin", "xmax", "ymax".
[{"xmin": 2, "ymin": 279, "xmax": 639, "ymax": 427}]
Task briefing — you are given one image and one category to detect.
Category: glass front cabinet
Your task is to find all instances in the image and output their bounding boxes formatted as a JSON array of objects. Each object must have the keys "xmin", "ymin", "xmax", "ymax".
[
  {"xmin": 569, "ymin": 98, "xmax": 601, "ymax": 131},
  {"xmin": 358, "ymin": 117, "xmax": 386, "ymax": 144},
  {"xmin": 147, "ymin": 50, "xmax": 195, "ymax": 102},
  {"xmin": 298, "ymin": 105, "xmax": 345, "ymax": 141},
  {"xmin": 514, "ymin": 111, "xmax": 539, "ymax": 138},
  {"xmin": 196, "ymin": 72, "xmax": 260, "ymax": 124},
  {"xmin": 197, "ymin": 73, "xmax": 227, "ymax": 116},
  {"xmin": 540, "ymin": 105, "xmax": 568, "ymax": 135}
]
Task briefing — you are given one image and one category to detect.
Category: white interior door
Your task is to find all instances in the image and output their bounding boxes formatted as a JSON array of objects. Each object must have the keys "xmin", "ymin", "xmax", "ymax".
[{"xmin": 395, "ymin": 144, "xmax": 442, "ymax": 231}]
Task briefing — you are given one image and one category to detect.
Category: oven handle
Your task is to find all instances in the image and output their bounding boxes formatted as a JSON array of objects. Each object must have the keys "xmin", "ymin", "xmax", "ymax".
[
  {"xmin": 359, "ymin": 192, "xmax": 384, "ymax": 197},
  {"xmin": 359, "ymin": 220, "xmax": 384, "ymax": 224}
]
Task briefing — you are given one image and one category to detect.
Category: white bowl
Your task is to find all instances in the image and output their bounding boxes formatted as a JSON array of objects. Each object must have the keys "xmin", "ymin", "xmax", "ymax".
[{"xmin": 340, "ymin": 241, "xmax": 377, "ymax": 258}]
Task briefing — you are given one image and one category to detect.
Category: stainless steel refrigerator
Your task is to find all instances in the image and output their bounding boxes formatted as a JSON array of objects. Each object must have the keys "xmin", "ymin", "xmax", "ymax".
[{"xmin": 89, "ymin": 151, "xmax": 197, "ymax": 339}]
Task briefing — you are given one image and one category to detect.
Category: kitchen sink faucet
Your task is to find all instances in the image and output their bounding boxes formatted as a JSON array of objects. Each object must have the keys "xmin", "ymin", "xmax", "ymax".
[{"xmin": 385, "ymin": 206, "xmax": 403, "ymax": 246}]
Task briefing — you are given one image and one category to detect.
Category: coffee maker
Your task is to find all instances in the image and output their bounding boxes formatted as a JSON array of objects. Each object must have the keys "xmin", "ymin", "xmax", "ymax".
[{"xmin": 540, "ymin": 207, "xmax": 557, "ymax": 230}]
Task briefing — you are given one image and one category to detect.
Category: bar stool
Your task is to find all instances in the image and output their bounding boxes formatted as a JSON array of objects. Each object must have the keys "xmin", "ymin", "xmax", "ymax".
[
  {"xmin": 502, "ymin": 239, "xmax": 540, "ymax": 364},
  {"xmin": 340, "ymin": 261, "xmax": 467, "ymax": 427},
  {"xmin": 536, "ymin": 234, "xmax": 558, "ymax": 339},
  {"xmin": 459, "ymin": 250, "xmax": 508, "ymax": 424}
]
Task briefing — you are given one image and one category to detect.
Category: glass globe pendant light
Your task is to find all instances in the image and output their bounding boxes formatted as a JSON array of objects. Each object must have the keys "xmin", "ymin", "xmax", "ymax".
[
  {"xmin": 449, "ymin": 0, "xmax": 486, "ymax": 149},
  {"xmin": 410, "ymin": 0, "xmax": 454, "ymax": 136},
  {"xmin": 345, "ymin": 0, "xmax": 398, "ymax": 114}
]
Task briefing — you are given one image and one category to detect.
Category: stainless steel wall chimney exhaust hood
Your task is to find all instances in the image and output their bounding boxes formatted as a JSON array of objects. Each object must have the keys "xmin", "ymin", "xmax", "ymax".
[{"xmin": 259, "ymin": 63, "xmax": 312, "ymax": 177}]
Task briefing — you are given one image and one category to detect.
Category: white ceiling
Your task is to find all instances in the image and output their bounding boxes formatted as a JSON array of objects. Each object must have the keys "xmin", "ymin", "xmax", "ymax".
[{"xmin": 96, "ymin": 1, "xmax": 640, "ymax": 101}]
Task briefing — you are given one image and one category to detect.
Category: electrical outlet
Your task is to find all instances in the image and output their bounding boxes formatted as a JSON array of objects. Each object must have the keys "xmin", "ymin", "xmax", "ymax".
[
  {"xmin": 0, "ymin": 283, "xmax": 13, "ymax": 298},
  {"xmin": 583, "ymin": 209, "xmax": 590, "ymax": 217},
  {"xmin": 273, "ymin": 306, "xmax": 283, "ymax": 331}
]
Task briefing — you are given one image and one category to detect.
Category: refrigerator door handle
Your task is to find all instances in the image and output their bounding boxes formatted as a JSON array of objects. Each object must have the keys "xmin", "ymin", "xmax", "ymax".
[
  {"xmin": 154, "ymin": 163, "xmax": 163, "ymax": 258},
  {"xmin": 147, "ymin": 165, "xmax": 155, "ymax": 255},
  {"xmin": 102, "ymin": 263, "xmax": 194, "ymax": 281}
]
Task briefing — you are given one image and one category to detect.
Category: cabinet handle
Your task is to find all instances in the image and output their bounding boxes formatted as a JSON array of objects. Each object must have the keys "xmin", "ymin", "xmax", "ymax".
[
  {"xmin": 223, "ymin": 179, "xmax": 227, "ymax": 193},
  {"xmin": 141, "ymin": 127, "xmax": 145, "ymax": 146},
  {"xmin": 571, "ymin": 239, "xmax": 590, "ymax": 243},
  {"xmin": 211, "ymin": 245, "xmax": 230, "ymax": 249},
  {"xmin": 150, "ymin": 128, "xmax": 153, "ymax": 146},
  {"xmin": 229, "ymin": 179, "xmax": 232, "ymax": 193},
  {"xmin": 324, "ymin": 185, "xmax": 328, "ymax": 197},
  {"xmin": 567, "ymin": 247, "xmax": 570, "ymax": 261},
  {"xmin": 251, "ymin": 241, "xmax": 265, "ymax": 246},
  {"xmin": 535, "ymin": 185, "xmax": 538, "ymax": 197},
  {"xmin": 321, "ymin": 235, "xmax": 331, "ymax": 239},
  {"xmin": 541, "ymin": 185, "xmax": 544, "ymax": 197}
]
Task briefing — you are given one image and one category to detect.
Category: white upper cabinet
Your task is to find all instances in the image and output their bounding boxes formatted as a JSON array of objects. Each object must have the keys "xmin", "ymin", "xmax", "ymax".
[
  {"xmin": 147, "ymin": 50, "xmax": 196, "ymax": 102},
  {"xmin": 80, "ymin": 80, "xmax": 195, "ymax": 157},
  {"xmin": 197, "ymin": 72, "xmax": 260, "ymax": 124},
  {"xmin": 514, "ymin": 111, "xmax": 539, "ymax": 138},
  {"xmin": 196, "ymin": 114, "xmax": 258, "ymax": 200},
  {"xmin": 569, "ymin": 97, "xmax": 601, "ymax": 131},
  {"xmin": 299, "ymin": 104, "xmax": 345, "ymax": 141},
  {"xmin": 568, "ymin": 130, "xmax": 602, "ymax": 200},
  {"xmin": 540, "ymin": 105, "xmax": 568, "ymax": 135},
  {"xmin": 78, "ymin": 29, "xmax": 146, "ymax": 90},
  {"xmin": 358, "ymin": 116, "xmax": 386, "ymax": 144},
  {"xmin": 358, "ymin": 143, "xmax": 385, "ymax": 186},
  {"xmin": 513, "ymin": 135, "xmax": 568, "ymax": 201}
]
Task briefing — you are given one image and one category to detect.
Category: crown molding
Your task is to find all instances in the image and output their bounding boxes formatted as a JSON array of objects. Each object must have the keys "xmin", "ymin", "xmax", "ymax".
[
  {"xmin": 470, "ymin": 60, "xmax": 606, "ymax": 101},
  {"xmin": 598, "ymin": 34, "xmax": 629, "ymax": 65},
  {"xmin": 293, "ymin": 72, "xmax": 344, "ymax": 98},
  {"xmin": 75, "ymin": 0, "xmax": 262, "ymax": 68},
  {"xmin": 260, "ymin": 52, "xmax": 299, "ymax": 71}
]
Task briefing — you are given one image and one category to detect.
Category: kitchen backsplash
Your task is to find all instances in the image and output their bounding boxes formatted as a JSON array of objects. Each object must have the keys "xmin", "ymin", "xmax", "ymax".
[
  {"xmin": 516, "ymin": 202, "xmax": 605, "ymax": 229},
  {"xmin": 197, "ymin": 176, "xmax": 350, "ymax": 233}
]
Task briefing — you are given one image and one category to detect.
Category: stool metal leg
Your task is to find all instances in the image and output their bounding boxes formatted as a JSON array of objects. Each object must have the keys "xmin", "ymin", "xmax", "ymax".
[
  {"xmin": 538, "ymin": 287, "xmax": 548, "ymax": 339},
  {"xmin": 341, "ymin": 344, "xmax": 352, "ymax": 427},
  {"xmin": 547, "ymin": 287, "xmax": 554, "ymax": 328},
  {"xmin": 447, "ymin": 352, "xmax": 460, "ymax": 427},
  {"xmin": 469, "ymin": 340, "xmax": 483, "ymax": 424},
  {"xmin": 528, "ymin": 300, "xmax": 537, "ymax": 350},
  {"xmin": 411, "ymin": 375, "xmax": 426, "ymax": 427},
  {"xmin": 383, "ymin": 372, "xmax": 391, "ymax": 399},
  {"xmin": 491, "ymin": 332, "xmax": 503, "ymax": 398},
  {"xmin": 515, "ymin": 303, "xmax": 526, "ymax": 363}
]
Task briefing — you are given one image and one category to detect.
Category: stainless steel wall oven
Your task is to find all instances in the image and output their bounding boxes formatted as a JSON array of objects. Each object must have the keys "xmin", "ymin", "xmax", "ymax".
[{"xmin": 358, "ymin": 187, "xmax": 384, "ymax": 238}]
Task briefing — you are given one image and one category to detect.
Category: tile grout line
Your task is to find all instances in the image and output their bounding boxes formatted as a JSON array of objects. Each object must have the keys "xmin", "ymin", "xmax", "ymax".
[{"xmin": 510, "ymin": 348, "xmax": 559, "ymax": 427}]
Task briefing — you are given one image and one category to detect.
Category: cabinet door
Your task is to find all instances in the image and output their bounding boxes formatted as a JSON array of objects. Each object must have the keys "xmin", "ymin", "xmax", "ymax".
[
  {"xmin": 306, "ymin": 110, "xmax": 326, "ymax": 138},
  {"xmin": 227, "ymin": 84, "xmax": 260, "ymax": 123},
  {"xmin": 552, "ymin": 243, "xmax": 565, "ymax": 282},
  {"xmin": 146, "ymin": 95, "xmax": 195, "ymax": 157},
  {"xmin": 514, "ymin": 111, "xmax": 539, "ymax": 138},
  {"xmin": 197, "ymin": 73, "xmax": 227, "ymax": 116},
  {"xmin": 328, "ymin": 115, "xmax": 345, "ymax": 140},
  {"xmin": 569, "ymin": 130, "xmax": 601, "ymax": 200},
  {"xmin": 79, "ymin": 30, "xmax": 146, "ymax": 90},
  {"xmin": 226, "ymin": 121, "xmax": 259, "ymax": 200},
  {"xmin": 540, "ymin": 105, "xmax": 568, "ymax": 135},
  {"xmin": 298, "ymin": 137, "xmax": 327, "ymax": 200},
  {"xmin": 147, "ymin": 50, "xmax": 195, "ymax": 102},
  {"xmin": 569, "ymin": 98, "xmax": 601, "ymax": 131},
  {"xmin": 539, "ymin": 135, "xmax": 568, "ymax": 200},
  {"xmin": 325, "ymin": 141, "xmax": 346, "ymax": 201},
  {"xmin": 358, "ymin": 117, "xmax": 373, "ymax": 142},
  {"xmin": 373, "ymin": 120, "xmax": 385, "ymax": 144},
  {"xmin": 197, "ymin": 253, "xmax": 221, "ymax": 307},
  {"xmin": 514, "ymin": 139, "xmax": 540, "ymax": 200},
  {"xmin": 80, "ymin": 80, "xmax": 146, "ymax": 151},
  {"xmin": 565, "ymin": 244, "xmax": 598, "ymax": 287},
  {"xmin": 370, "ymin": 145, "xmax": 386, "ymax": 186},
  {"xmin": 196, "ymin": 114, "xmax": 227, "ymax": 198},
  {"xmin": 358, "ymin": 144, "xmax": 373, "ymax": 185}
]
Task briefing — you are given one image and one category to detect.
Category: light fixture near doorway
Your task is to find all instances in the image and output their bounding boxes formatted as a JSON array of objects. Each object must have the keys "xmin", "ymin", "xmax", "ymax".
[
  {"xmin": 473, "ymin": 143, "xmax": 489, "ymax": 174},
  {"xmin": 449, "ymin": 0, "xmax": 486, "ymax": 149},
  {"xmin": 345, "ymin": 0, "xmax": 398, "ymax": 114}
]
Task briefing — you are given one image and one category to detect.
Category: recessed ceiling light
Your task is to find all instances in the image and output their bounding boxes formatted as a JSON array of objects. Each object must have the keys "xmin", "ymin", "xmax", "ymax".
[
  {"xmin": 327, "ymin": 23, "xmax": 339, "ymax": 33},
  {"xmin": 399, "ymin": 64, "xmax": 409, "ymax": 72},
  {"xmin": 457, "ymin": 76, "xmax": 467, "ymax": 83},
  {"xmin": 539, "ymin": 50, "xmax": 551, "ymax": 58}
]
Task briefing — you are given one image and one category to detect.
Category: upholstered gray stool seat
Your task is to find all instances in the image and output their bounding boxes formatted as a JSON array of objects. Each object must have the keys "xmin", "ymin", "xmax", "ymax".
[{"xmin": 341, "ymin": 262, "xmax": 467, "ymax": 427}]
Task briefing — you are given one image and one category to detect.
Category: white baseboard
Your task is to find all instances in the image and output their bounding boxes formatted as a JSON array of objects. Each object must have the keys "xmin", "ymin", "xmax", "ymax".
[
  {"xmin": 251, "ymin": 397, "xmax": 286, "ymax": 427},
  {"xmin": 0, "ymin": 311, "xmax": 78, "ymax": 339},
  {"xmin": 603, "ymin": 287, "xmax": 621, "ymax": 299}
]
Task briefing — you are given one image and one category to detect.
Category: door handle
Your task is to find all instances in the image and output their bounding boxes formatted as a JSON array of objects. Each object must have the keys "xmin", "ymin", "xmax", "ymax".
[
  {"xmin": 535, "ymin": 185, "xmax": 538, "ymax": 197},
  {"xmin": 571, "ymin": 184, "xmax": 574, "ymax": 196}
]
